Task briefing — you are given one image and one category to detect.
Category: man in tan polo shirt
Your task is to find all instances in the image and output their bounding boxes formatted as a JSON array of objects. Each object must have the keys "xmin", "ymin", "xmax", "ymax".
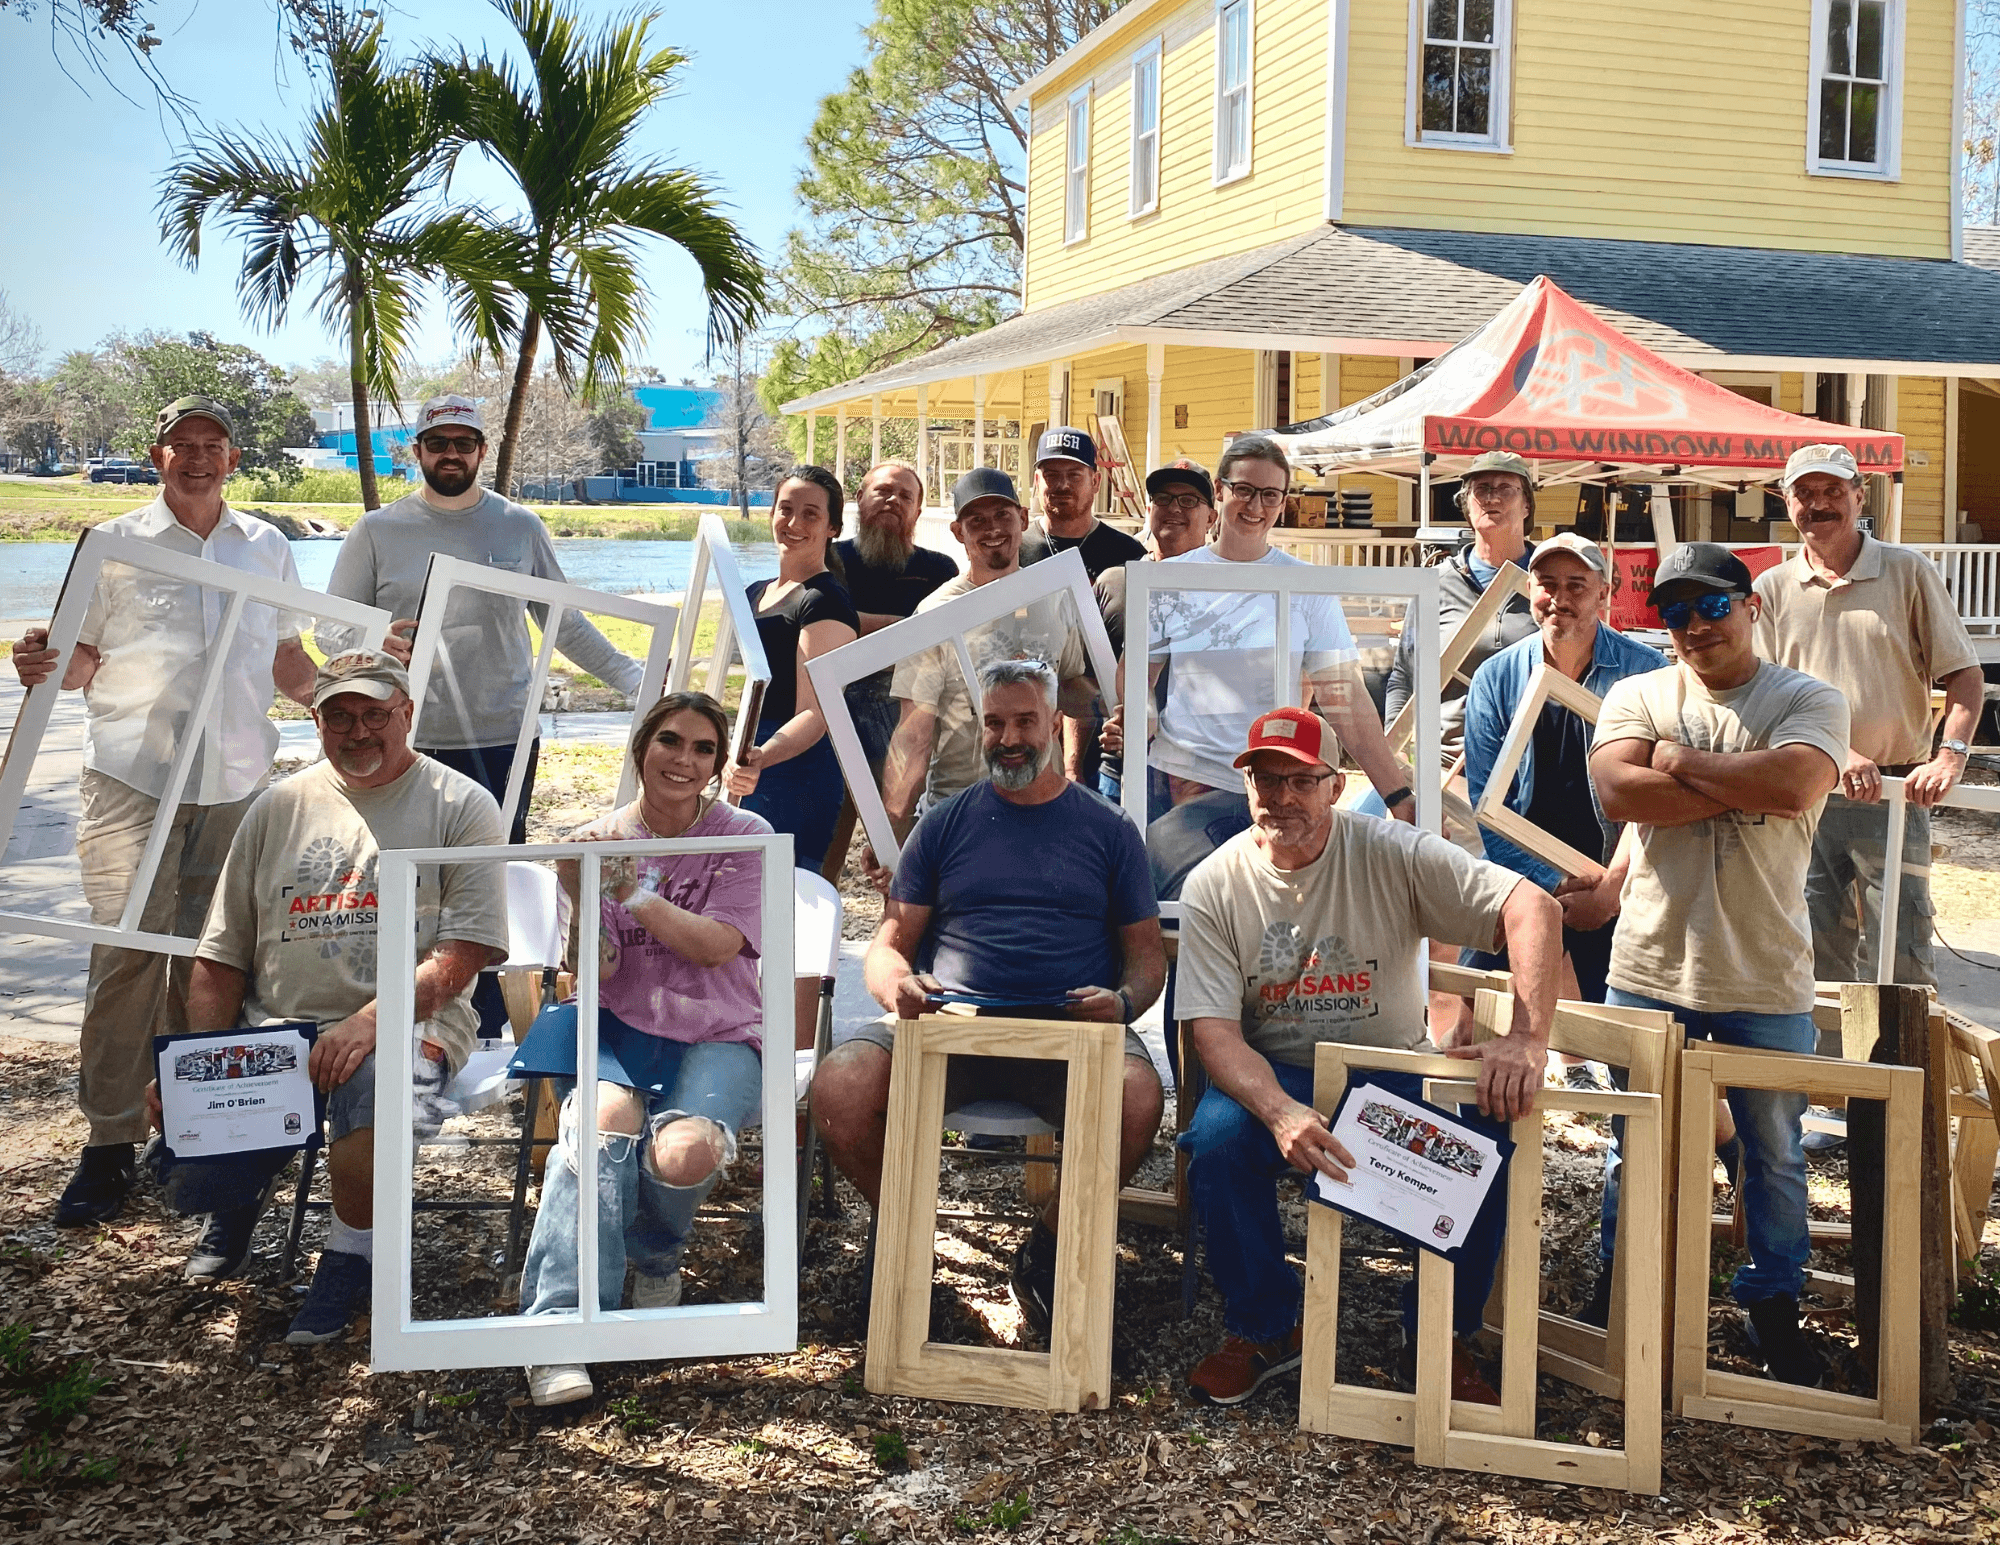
[{"xmin": 1752, "ymin": 443, "xmax": 1983, "ymax": 987}]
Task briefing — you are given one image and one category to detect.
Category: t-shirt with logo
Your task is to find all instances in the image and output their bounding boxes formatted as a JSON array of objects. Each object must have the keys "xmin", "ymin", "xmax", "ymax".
[
  {"xmin": 1174, "ymin": 813, "xmax": 1521, "ymax": 1068},
  {"xmin": 1593, "ymin": 660, "xmax": 1849, "ymax": 1016},
  {"xmin": 195, "ymin": 756, "xmax": 509, "ymax": 1073}
]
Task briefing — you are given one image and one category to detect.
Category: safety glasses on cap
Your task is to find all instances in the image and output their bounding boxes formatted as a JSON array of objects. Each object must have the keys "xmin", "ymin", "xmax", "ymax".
[{"xmin": 1654, "ymin": 591, "xmax": 1737, "ymax": 629}]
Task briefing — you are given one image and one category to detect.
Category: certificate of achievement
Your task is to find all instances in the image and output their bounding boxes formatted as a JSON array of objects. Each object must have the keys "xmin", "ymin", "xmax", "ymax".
[
  {"xmin": 154, "ymin": 1024, "xmax": 322, "ymax": 1162},
  {"xmin": 1309, "ymin": 1078, "xmax": 1512, "ymax": 1259}
]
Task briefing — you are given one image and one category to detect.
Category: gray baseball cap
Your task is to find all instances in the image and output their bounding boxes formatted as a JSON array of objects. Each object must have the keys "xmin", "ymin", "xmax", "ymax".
[
  {"xmin": 312, "ymin": 649, "xmax": 411, "ymax": 711},
  {"xmin": 155, "ymin": 395, "xmax": 236, "ymax": 443}
]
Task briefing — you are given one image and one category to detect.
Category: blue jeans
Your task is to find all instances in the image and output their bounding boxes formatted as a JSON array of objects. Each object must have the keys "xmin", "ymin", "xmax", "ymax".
[
  {"xmin": 1182, "ymin": 1060, "xmax": 1507, "ymax": 1344},
  {"xmin": 1603, "ymin": 987, "xmax": 1816, "ymax": 1304},
  {"xmin": 517, "ymin": 1031, "xmax": 761, "ymax": 1316}
]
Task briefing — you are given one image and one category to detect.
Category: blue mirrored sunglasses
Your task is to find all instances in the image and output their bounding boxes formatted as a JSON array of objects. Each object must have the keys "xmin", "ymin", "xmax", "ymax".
[{"xmin": 1654, "ymin": 591, "xmax": 1738, "ymax": 629}]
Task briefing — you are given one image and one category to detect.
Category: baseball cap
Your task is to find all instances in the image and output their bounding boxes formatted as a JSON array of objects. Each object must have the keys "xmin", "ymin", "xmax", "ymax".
[
  {"xmin": 1648, "ymin": 541, "xmax": 1755, "ymax": 609},
  {"xmin": 1781, "ymin": 443, "xmax": 1860, "ymax": 488},
  {"xmin": 1231, "ymin": 707, "xmax": 1340, "ymax": 772},
  {"xmin": 311, "ymin": 649, "xmax": 412, "ymax": 711},
  {"xmin": 1145, "ymin": 459, "xmax": 1215, "ymax": 506},
  {"xmin": 1528, "ymin": 531, "xmax": 1610, "ymax": 579},
  {"xmin": 1464, "ymin": 450, "xmax": 1535, "ymax": 484},
  {"xmin": 1034, "ymin": 426, "xmax": 1097, "ymax": 469},
  {"xmin": 416, "ymin": 394, "xmax": 486, "ymax": 438},
  {"xmin": 155, "ymin": 395, "xmax": 235, "ymax": 443},
  {"xmin": 951, "ymin": 466, "xmax": 1020, "ymax": 514}
]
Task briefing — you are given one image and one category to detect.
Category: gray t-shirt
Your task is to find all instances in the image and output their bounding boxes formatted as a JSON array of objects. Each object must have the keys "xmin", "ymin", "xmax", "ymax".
[{"xmin": 324, "ymin": 490, "xmax": 643, "ymax": 750}]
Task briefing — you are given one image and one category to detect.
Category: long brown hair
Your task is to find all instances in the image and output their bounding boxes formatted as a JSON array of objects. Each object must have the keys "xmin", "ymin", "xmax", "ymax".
[{"xmin": 629, "ymin": 691, "xmax": 731, "ymax": 790}]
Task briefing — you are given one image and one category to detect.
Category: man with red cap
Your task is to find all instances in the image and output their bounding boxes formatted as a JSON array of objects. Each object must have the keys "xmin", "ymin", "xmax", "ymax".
[{"xmin": 1173, "ymin": 707, "xmax": 1562, "ymax": 1407}]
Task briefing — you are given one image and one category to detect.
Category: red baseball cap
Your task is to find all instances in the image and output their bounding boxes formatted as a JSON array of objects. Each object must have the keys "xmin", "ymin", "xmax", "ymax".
[{"xmin": 1232, "ymin": 707, "xmax": 1339, "ymax": 771}]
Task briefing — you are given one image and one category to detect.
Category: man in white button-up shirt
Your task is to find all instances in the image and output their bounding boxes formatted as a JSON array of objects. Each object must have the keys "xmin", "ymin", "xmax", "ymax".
[{"xmin": 11, "ymin": 396, "xmax": 317, "ymax": 1227}]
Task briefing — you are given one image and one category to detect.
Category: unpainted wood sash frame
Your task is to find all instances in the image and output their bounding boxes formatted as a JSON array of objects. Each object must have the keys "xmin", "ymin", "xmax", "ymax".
[{"xmin": 1472, "ymin": 662, "xmax": 1605, "ymax": 881}]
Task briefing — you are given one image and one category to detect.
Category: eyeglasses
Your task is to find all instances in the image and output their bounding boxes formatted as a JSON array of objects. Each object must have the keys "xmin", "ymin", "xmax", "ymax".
[
  {"xmin": 420, "ymin": 435, "xmax": 482, "ymax": 455},
  {"xmin": 318, "ymin": 705, "xmax": 395, "ymax": 732},
  {"xmin": 1247, "ymin": 769, "xmax": 1336, "ymax": 797},
  {"xmin": 1655, "ymin": 592, "xmax": 1738, "ymax": 629},
  {"xmin": 1150, "ymin": 493, "xmax": 1209, "ymax": 513},
  {"xmin": 1220, "ymin": 479, "xmax": 1287, "ymax": 511},
  {"xmin": 1467, "ymin": 478, "xmax": 1524, "ymax": 500}
]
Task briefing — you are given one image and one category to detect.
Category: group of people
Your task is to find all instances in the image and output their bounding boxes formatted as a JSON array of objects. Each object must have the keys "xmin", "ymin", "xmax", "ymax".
[{"xmin": 10, "ymin": 390, "xmax": 1974, "ymax": 1417}]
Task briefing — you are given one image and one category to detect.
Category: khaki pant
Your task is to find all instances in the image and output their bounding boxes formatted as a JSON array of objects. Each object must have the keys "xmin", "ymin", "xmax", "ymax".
[{"xmin": 75, "ymin": 770, "xmax": 260, "ymax": 1146}]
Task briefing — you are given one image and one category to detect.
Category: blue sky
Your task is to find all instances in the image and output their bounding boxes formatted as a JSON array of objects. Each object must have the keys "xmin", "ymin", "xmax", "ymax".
[{"xmin": 0, "ymin": 0, "xmax": 878, "ymax": 386}]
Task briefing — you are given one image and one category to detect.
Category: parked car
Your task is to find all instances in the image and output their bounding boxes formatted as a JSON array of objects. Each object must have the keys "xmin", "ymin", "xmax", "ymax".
[{"xmin": 90, "ymin": 459, "xmax": 158, "ymax": 485}]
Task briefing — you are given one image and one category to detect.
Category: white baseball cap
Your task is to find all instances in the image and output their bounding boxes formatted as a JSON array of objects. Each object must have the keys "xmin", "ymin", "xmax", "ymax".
[
  {"xmin": 1528, "ymin": 531, "xmax": 1610, "ymax": 579},
  {"xmin": 1781, "ymin": 443, "xmax": 1860, "ymax": 489},
  {"xmin": 417, "ymin": 394, "xmax": 486, "ymax": 437}
]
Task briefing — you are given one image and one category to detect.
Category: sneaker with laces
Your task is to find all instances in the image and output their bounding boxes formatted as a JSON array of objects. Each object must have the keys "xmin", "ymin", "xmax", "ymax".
[
  {"xmin": 1744, "ymin": 1293, "xmax": 1826, "ymax": 1387},
  {"xmin": 526, "ymin": 1364, "xmax": 593, "ymax": 1406},
  {"xmin": 1009, "ymin": 1222, "xmax": 1058, "ymax": 1341},
  {"xmin": 630, "ymin": 1269, "xmax": 682, "ymax": 1309},
  {"xmin": 183, "ymin": 1171, "xmax": 283, "ymax": 1283},
  {"xmin": 55, "ymin": 1143, "xmax": 135, "ymax": 1228},
  {"xmin": 284, "ymin": 1250, "xmax": 372, "ymax": 1345},
  {"xmin": 1187, "ymin": 1324, "xmax": 1304, "ymax": 1406},
  {"xmin": 1562, "ymin": 1062, "xmax": 1608, "ymax": 1093}
]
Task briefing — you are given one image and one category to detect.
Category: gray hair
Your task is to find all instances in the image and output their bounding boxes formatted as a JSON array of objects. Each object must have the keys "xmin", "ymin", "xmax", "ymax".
[
  {"xmin": 978, "ymin": 655, "xmax": 1058, "ymax": 710},
  {"xmin": 864, "ymin": 459, "xmax": 926, "ymax": 502},
  {"xmin": 1217, "ymin": 433, "xmax": 1291, "ymax": 487}
]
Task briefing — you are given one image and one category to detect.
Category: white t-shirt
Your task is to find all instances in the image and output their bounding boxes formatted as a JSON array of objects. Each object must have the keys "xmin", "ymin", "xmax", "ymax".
[
  {"xmin": 1146, "ymin": 547, "xmax": 1357, "ymax": 791},
  {"xmin": 77, "ymin": 500, "xmax": 303, "ymax": 805}
]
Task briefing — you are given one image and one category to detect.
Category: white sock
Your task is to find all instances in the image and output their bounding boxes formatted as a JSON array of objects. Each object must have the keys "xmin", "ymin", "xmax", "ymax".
[{"xmin": 327, "ymin": 1217, "xmax": 373, "ymax": 1262}]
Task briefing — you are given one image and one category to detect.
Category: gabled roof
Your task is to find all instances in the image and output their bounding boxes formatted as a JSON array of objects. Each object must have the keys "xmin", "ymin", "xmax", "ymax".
[{"xmin": 783, "ymin": 225, "xmax": 2000, "ymax": 413}]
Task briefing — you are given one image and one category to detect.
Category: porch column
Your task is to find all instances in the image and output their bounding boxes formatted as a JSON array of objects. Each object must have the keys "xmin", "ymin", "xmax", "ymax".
[
  {"xmin": 1946, "ymin": 377, "xmax": 1961, "ymax": 538},
  {"xmin": 805, "ymin": 411, "xmax": 815, "ymax": 464},
  {"xmin": 1051, "ymin": 360, "xmax": 1070, "ymax": 428},
  {"xmin": 1145, "ymin": 342, "xmax": 1165, "ymax": 473},
  {"xmin": 917, "ymin": 385, "xmax": 930, "ymax": 504},
  {"xmin": 973, "ymin": 374, "xmax": 987, "ymax": 469},
  {"xmin": 870, "ymin": 393, "xmax": 882, "ymax": 466},
  {"xmin": 1845, "ymin": 372, "xmax": 1866, "ymax": 425},
  {"xmin": 835, "ymin": 406, "xmax": 847, "ymax": 484}
]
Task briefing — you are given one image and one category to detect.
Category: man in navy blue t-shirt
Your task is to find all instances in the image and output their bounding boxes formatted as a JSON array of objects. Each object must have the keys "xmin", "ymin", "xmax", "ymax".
[{"xmin": 812, "ymin": 656, "xmax": 1166, "ymax": 1340}]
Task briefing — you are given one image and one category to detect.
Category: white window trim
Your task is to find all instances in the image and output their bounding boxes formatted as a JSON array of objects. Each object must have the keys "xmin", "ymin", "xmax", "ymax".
[
  {"xmin": 1212, "ymin": 0, "xmax": 1255, "ymax": 187},
  {"xmin": 1064, "ymin": 85, "xmax": 1093, "ymax": 246},
  {"xmin": 1806, "ymin": 0, "xmax": 1904, "ymax": 180},
  {"xmin": 1403, "ymin": 0, "xmax": 1514, "ymax": 154},
  {"xmin": 1129, "ymin": 37, "xmax": 1164, "ymax": 219}
]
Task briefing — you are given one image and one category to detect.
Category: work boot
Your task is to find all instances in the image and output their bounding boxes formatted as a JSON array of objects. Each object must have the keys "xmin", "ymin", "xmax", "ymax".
[
  {"xmin": 54, "ymin": 1143, "xmax": 135, "ymax": 1228},
  {"xmin": 1744, "ymin": 1294, "xmax": 1826, "ymax": 1388}
]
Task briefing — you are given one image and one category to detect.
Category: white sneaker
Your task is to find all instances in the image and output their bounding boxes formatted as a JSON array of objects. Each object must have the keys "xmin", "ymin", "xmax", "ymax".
[
  {"xmin": 525, "ymin": 1363, "xmax": 592, "ymax": 1407},
  {"xmin": 630, "ymin": 1269, "xmax": 682, "ymax": 1309}
]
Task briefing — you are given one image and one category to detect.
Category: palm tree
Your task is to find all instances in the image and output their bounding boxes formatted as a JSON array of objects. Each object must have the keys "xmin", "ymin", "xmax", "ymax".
[
  {"xmin": 437, "ymin": 0, "xmax": 766, "ymax": 496},
  {"xmin": 158, "ymin": 18, "xmax": 530, "ymax": 510}
]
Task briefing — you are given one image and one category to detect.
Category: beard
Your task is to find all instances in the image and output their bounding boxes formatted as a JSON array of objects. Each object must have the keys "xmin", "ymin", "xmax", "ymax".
[
  {"xmin": 853, "ymin": 518, "xmax": 913, "ymax": 572},
  {"xmin": 422, "ymin": 461, "xmax": 479, "ymax": 497},
  {"xmin": 330, "ymin": 739, "xmax": 386, "ymax": 779},
  {"xmin": 985, "ymin": 737, "xmax": 1055, "ymax": 791}
]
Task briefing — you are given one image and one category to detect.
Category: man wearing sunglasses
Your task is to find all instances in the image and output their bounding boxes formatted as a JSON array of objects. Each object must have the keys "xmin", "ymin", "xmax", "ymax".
[
  {"xmin": 1175, "ymin": 707, "xmax": 1562, "ymax": 1408},
  {"xmin": 1590, "ymin": 542, "xmax": 1849, "ymax": 1387}
]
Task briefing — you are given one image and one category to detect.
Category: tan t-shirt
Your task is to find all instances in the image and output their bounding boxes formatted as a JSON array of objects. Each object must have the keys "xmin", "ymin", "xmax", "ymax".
[
  {"xmin": 888, "ymin": 573, "xmax": 1091, "ymax": 806},
  {"xmin": 196, "ymin": 756, "xmax": 510, "ymax": 1073},
  {"xmin": 1175, "ymin": 813, "xmax": 1522, "ymax": 1068},
  {"xmin": 1752, "ymin": 536, "xmax": 1978, "ymax": 766},
  {"xmin": 1593, "ymin": 661, "xmax": 1849, "ymax": 1016}
]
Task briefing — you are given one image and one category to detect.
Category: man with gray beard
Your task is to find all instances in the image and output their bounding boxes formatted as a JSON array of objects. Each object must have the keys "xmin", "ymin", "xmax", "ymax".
[
  {"xmin": 811, "ymin": 656, "xmax": 1165, "ymax": 1339},
  {"xmin": 830, "ymin": 461, "xmax": 959, "ymax": 774}
]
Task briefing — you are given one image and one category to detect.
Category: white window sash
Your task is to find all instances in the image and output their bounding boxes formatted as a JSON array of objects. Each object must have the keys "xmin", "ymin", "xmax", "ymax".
[
  {"xmin": 405, "ymin": 556, "xmax": 680, "ymax": 836},
  {"xmin": 1405, "ymin": 0, "xmax": 1512, "ymax": 152},
  {"xmin": 803, "ymin": 548, "xmax": 1120, "ymax": 869},
  {"xmin": 1807, "ymin": 0, "xmax": 1903, "ymax": 178},
  {"xmin": 1065, "ymin": 88, "xmax": 1092, "ymax": 244},
  {"xmin": 1213, "ymin": 0, "xmax": 1255, "ymax": 183},
  {"xmin": 1130, "ymin": 43, "xmax": 1162, "ymax": 217},
  {"xmin": 0, "ymin": 529, "xmax": 390, "ymax": 956},
  {"xmin": 1120, "ymin": 561, "xmax": 1441, "ymax": 924},
  {"xmin": 664, "ymin": 512, "xmax": 776, "ymax": 772},
  {"xmin": 370, "ymin": 834, "xmax": 797, "ymax": 1371}
]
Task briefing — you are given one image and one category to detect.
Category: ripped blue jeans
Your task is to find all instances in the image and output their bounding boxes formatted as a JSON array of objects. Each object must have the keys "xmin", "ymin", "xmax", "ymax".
[{"xmin": 518, "ymin": 1032, "xmax": 761, "ymax": 1316}]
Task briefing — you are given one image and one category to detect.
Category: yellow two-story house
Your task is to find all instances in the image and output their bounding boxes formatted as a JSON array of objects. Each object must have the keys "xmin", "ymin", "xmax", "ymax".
[{"xmin": 785, "ymin": 0, "xmax": 2000, "ymax": 547}]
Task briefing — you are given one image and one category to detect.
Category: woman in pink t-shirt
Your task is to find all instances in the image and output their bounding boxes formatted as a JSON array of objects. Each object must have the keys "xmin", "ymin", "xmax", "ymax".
[{"xmin": 516, "ymin": 692, "xmax": 773, "ymax": 1407}]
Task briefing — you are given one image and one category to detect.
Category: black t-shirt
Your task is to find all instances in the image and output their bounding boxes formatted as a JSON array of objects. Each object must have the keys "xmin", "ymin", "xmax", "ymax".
[
  {"xmin": 1019, "ymin": 518, "xmax": 1147, "ymax": 582},
  {"xmin": 830, "ymin": 538, "xmax": 958, "ymax": 620},
  {"xmin": 745, "ymin": 572, "xmax": 859, "ymax": 727},
  {"xmin": 1523, "ymin": 698, "xmax": 1608, "ymax": 866}
]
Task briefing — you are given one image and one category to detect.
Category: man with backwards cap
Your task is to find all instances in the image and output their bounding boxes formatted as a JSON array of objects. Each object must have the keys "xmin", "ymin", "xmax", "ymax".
[
  {"xmin": 1017, "ymin": 425, "xmax": 1148, "ymax": 581},
  {"xmin": 324, "ymin": 394, "xmax": 643, "ymax": 845},
  {"xmin": 1590, "ymin": 542, "xmax": 1849, "ymax": 1387},
  {"xmin": 1751, "ymin": 442, "xmax": 1982, "ymax": 992},
  {"xmin": 11, "ymin": 396, "xmax": 319, "ymax": 1229},
  {"xmin": 143, "ymin": 649, "xmax": 508, "ymax": 1338},
  {"xmin": 1174, "ymin": 707, "xmax": 1562, "ymax": 1407}
]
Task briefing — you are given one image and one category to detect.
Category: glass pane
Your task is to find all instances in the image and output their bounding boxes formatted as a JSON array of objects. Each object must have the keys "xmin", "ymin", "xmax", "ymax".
[
  {"xmin": 1856, "ymin": 0, "xmax": 1885, "ymax": 81},
  {"xmin": 1427, "ymin": 0, "xmax": 1456, "ymax": 42},
  {"xmin": 1226, "ymin": 90, "xmax": 1248, "ymax": 170},
  {"xmin": 1850, "ymin": 83, "xmax": 1880, "ymax": 164},
  {"xmin": 1223, "ymin": 3, "xmax": 1247, "ymax": 88},
  {"xmin": 1826, "ymin": 0, "xmax": 1852, "ymax": 76},
  {"xmin": 1069, "ymin": 104, "xmax": 1086, "ymax": 170},
  {"xmin": 1458, "ymin": 47, "xmax": 1492, "ymax": 137},
  {"xmin": 1137, "ymin": 61, "xmax": 1157, "ymax": 132},
  {"xmin": 1136, "ymin": 136, "xmax": 1156, "ymax": 207},
  {"xmin": 1465, "ymin": 0, "xmax": 1495, "ymax": 45},
  {"xmin": 1422, "ymin": 45, "xmax": 1457, "ymax": 132},
  {"xmin": 1819, "ymin": 80, "xmax": 1850, "ymax": 161}
]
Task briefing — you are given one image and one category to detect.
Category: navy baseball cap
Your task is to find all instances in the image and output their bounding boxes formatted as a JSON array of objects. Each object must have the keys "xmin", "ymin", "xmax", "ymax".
[
  {"xmin": 951, "ymin": 466, "xmax": 1020, "ymax": 513},
  {"xmin": 1649, "ymin": 541, "xmax": 1755, "ymax": 609},
  {"xmin": 1035, "ymin": 426, "xmax": 1097, "ymax": 469}
]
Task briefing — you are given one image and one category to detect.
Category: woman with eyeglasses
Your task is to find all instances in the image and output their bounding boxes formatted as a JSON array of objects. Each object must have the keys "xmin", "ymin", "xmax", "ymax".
[{"xmin": 723, "ymin": 466, "xmax": 860, "ymax": 869}]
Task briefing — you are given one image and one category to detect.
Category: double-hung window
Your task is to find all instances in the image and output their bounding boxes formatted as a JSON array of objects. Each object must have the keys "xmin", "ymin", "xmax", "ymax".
[
  {"xmin": 1411, "ymin": 0, "xmax": 1510, "ymax": 150},
  {"xmin": 1130, "ymin": 42, "xmax": 1161, "ymax": 216},
  {"xmin": 1810, "ymin": 0, "xmax": 1900, "ymax": 177},
  {"xmin": 1065, "ymin": 87, "xmax": 1091, "ymax": 244},
  {"xmin": 1213, "ymin": 0, "xmax": 1252, "ymax": 183}
]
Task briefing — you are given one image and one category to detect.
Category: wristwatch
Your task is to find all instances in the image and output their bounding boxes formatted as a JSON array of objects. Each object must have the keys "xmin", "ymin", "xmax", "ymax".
[
  {"xmin": 1378, "ymin": 785, "xmax": 1415, "ymax": 809},
  {"xmin": 1115, "ymin": 988, "xmax": 1134, "ymax": 1023},
  {"xmin": 1942, "ymin": 738, "xmax": 1971, "ymax": 757}
]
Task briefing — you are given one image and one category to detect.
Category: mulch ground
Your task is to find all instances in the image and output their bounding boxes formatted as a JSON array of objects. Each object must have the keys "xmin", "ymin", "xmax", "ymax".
[{"xmin": 7, "ymin": 1027, "xmax": 2000, "ymax": 1545}]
